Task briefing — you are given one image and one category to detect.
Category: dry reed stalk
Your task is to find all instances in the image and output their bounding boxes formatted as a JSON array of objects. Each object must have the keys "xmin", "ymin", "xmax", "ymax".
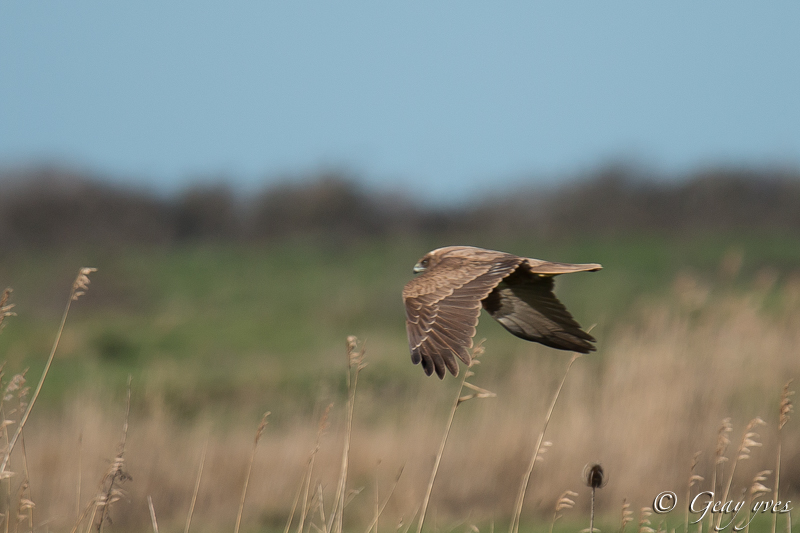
[
  {"xmin": 0, "ymin": 378, "xmax": 9, "ymax": 533},
  {"xmin": 19, "ymin": 433, "xmax": 33, "ymax": 532},
  {"xmin": 70, "ymin": 500, "xmax": 94, "ymax": 533},
  {"xmin": 19, "ymin": 377, "xmax": 32, "ymax": 532},
  {"xmin": 739, "ymin": 470, "xmax": 771, "ymax": 533},
  {"xmin": 708, "ymin": 418, "xmax": 733, "ymax": 533},
  {"xmin": 0, "ymin": 427, "xmax": 6, "ymax": 533},
  {"xmin": 77, "ymin": 430, "xmax": 83, "ymax": 522},
  {"xmin": 316, "ymin": 482, "xmax": 328, "ymax": 528},
  {"xmin": 84, "ymin": 505, "xmax": 98, "ymax": 533},
  {"xmin": 234, "ymin": 411, "xmax": 270, "ymax": 533},
  {"xmin": 772, "ymin": 381, "xmax": 794, "ymax": 533},
  {"xmin": 619, "ymin": 499, "xmax": 633, "ymax": 533},
  {"xmin": 329, "ymin": 336, "xmax": 367, "ymax": 533},
  {"xmin": 68, "ymin": 377, "xmax": 132, "ymax": 533},
  {"xmin": 285, "ymin": 477, "xmax": 305, "ymax": 533},
  {"xmin": 0, "ymin": 267, "xmax": 96, "ymax": 477},
  {"xmin": 374, "ymin": 466, "xmax": 380, "ymax": 533},
  {"xmin": 584, "ymin": 463, "xmax": 606, "ymax": 533},
  {"xmin": 638, "ymin": 507, "xmax": 654, "ymax": 533},
  {"xmin": 509, "ymin": 352, "xmax": 581, "ymax": 533},
  {"xmin": 416, "ymin": 342, "xmax": 491, "ymax": 533},
  {"xmin": 3, "ymin": 472, "xmax": 7, "ymax": 533},
  {"xmin": 715, "ymin": 417, "xmax": 766, "ymax": 531},
  {"xmin": 68, "ymin": 376, "xmax": 133, "ymax": 533},
  {"xmin": 685, "ymin": 452, "xmax": 703, "ymax": 533},
  {"xmin": 397, "ymin": 505, "xmax": 420, "ymax": 533},
  {"xmin": 13, "ymin": 480, "xmax": 34, "ymax": 533},
  {"xmin": 148, "ymin": 495, "xmax": 160, "ymax": 533},
  {"xmin": 284, "ymin": 477, "xmax": 306, "ymax": 533},
  {"xmin": 549, "ymin": 490, "xmax": 578, "ymax": 533},
  {"xmin": 95, "ymin": 376, "xmax": 133, "ymax": 533},
  {"xmin": 286, "ymin": 405, "xmax": 332, "ymax": 533},
  {"xmin": 0, "ymin": 366, "xmax": 8, "ymax": 522},
  {"xmin": 296, "ymin": 454, "xmax": 315, "ymax": 533},
  {"xmin": 1, "ymin": 371, "xmax": 35, "ymax": 532},
  {"xmin": 184, "ymin": 437, "xmax": 208, "ymax": 533},
  {"xmin": 362, "ymin": 466, "xmax": 404, "ymax": 533}
]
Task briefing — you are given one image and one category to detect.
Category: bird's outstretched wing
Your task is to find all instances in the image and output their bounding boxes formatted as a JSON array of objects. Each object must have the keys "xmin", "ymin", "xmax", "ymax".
[
  {"xmin": 403, "ymin": 252, "xmax": 521, "ymax": 378},
  {"xmin": 481, "ymin": 260, "xmax": 599, "ymax": 354}
]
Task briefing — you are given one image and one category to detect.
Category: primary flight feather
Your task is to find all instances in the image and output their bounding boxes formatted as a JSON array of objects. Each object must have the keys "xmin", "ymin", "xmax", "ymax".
[{"xmin": 403, "ymin": 246, "xmax": 601, "ymax": 378}]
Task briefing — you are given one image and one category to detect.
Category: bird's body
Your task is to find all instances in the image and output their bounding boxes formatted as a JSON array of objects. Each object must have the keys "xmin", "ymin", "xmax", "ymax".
[{"xmin": 403, "ymin": 246, "xmax": 601, "ymax": 378}]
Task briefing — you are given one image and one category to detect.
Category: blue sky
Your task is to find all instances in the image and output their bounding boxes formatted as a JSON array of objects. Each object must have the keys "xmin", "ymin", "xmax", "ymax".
[{"xmin": 1, "ymin": 2, "xmax": 799, "ymax": 203}]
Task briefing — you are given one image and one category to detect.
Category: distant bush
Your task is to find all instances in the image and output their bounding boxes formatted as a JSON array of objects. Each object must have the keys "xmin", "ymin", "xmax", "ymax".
[
  {"xmin": 463, "ymin": 164, "xmax": 800, "ymax": 238},
  {"xmin": 0, "ymin": 167, "xmax": 176, "ymax": 247},
  {"xmin": 1, "ymin": 163, "xmax": 800, "ymax": 248},
  {"xmin": 248, "ymin": 174, "xmax": 392, "ymax": 240}
]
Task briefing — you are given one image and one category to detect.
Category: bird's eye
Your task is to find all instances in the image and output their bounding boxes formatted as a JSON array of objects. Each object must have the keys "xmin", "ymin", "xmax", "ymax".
[{"xmin": 420, "ymin": 258, "xmax": 429, "ymax": 267}]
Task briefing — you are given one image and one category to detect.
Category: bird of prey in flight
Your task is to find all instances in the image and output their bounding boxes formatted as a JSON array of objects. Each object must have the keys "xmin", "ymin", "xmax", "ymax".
[{"xmin": 403, "ymin": 246, "xmax": 601, "ymax": 378}]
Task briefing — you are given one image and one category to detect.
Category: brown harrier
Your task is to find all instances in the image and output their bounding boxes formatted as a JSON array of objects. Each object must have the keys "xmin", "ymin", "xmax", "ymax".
[{"xmin": 403, "ymin": 246, "xmax": 601, "ymax": 378}]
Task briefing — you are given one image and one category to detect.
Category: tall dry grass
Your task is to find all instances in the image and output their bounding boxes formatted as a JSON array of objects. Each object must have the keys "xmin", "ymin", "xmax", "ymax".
[{"xmin": 0, "ymin": 270, "xmax": 798, "ymax": 532}]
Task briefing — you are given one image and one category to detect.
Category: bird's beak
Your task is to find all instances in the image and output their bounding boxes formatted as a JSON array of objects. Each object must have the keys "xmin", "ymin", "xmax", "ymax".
[{"xmin": 413, "ymin": 263, "xmax": 425, "ymax": 274}]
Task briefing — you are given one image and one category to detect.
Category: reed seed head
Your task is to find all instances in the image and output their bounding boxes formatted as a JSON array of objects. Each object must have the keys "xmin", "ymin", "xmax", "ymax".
[
  {"xmin": 620, "ymin": 499, "xmax": 634, "ymax": 533},
  {"xmin": 318, "ymin": 403, "xmax": 333, "ymax": 436},
  {"xmin": 255, "ymin": 411, "xmax": 270, "ymax": 444},
  {"xmin": 749, "ymin": 470, "xmax": 772, "ymax": 498},
  {"xmin": 346, "ymin": 335, "xmax": 367, "ymax": 371},
  {"xmin": 715, "ymin": 417, "xmax": 733, "ymax": 464},
  {"xmin": 72, "ymin": 267, "xmax": 97, "ymax": 300},
  {"xmin": 0, "ymin": 289, "xmax": 15, "ymax": 332},
  {"xmin": 555, "ymin": 490, "xmax": 578, "ymax": 513},
  {"xmin": 638, "ymin": 507, "xmax": 654, "ymax": 533},
  {"xmin": 779, "ymin": 380, "xmax": 794, "ymax": 431},
  {"xmin": 737, "ymin": 417, "xmax": 766, "ymax": 461},
  {"xmin": 689, "ymin": 451, "xmax": 704, "ymax": 488}
]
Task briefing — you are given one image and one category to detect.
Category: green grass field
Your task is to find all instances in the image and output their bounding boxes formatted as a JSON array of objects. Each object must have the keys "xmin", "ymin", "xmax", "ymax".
[
  {"xmin": 2, "ymin": 233, "xmax": 799, "ymax": 412},
  {"xmin": 0, "ymin": 234, "xmax": 798, "ymax": 532}
]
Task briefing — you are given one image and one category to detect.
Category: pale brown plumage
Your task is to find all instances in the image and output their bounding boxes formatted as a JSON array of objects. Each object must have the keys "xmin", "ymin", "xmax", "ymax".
[{"xmin": 403, "ymin": 246, "xmax": 601, "ymax": 379}]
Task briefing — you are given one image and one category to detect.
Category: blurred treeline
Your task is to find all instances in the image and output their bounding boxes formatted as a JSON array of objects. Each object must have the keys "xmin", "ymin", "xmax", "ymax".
[{"xmin": 2, "ymin": 163, "xmax": 800, "ymax": 247}]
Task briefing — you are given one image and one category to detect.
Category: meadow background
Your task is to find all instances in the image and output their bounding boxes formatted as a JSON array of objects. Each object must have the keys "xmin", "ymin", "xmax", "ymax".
[{"xmin": 0, "ymin": 164, "xmax": 797, "ymax": 532}]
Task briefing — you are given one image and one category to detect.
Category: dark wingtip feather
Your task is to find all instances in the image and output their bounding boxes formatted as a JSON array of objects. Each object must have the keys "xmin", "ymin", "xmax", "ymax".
[
  {"xmin": 413, "ymin": 348, "xmax": 456, "ymax": 379},
  {"xmin": 420, "ymin": 354, "xmax": 434, "ymax": 376},
  {"xmin": 574, "ymin": 342, "xmax": 597, "ymax": 354},
  {"xmin": 537, "ymin": 335, "xmax": 596, "ymax": 354}
]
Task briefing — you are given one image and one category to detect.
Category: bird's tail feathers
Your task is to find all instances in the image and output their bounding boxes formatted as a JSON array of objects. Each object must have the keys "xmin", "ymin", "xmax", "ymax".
[{"xmin": 524, "ymin": 259, "xmax": 602, "ymax": 275}]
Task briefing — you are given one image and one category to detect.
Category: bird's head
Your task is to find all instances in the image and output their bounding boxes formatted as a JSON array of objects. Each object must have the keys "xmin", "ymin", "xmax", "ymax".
[
  {"xmin": 412, "ymin": 246, "xmax": 466, "ymax": 274},
  {"xmin": 412, "ymin": 253, "xmax": 434, "ymax": 274}
]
